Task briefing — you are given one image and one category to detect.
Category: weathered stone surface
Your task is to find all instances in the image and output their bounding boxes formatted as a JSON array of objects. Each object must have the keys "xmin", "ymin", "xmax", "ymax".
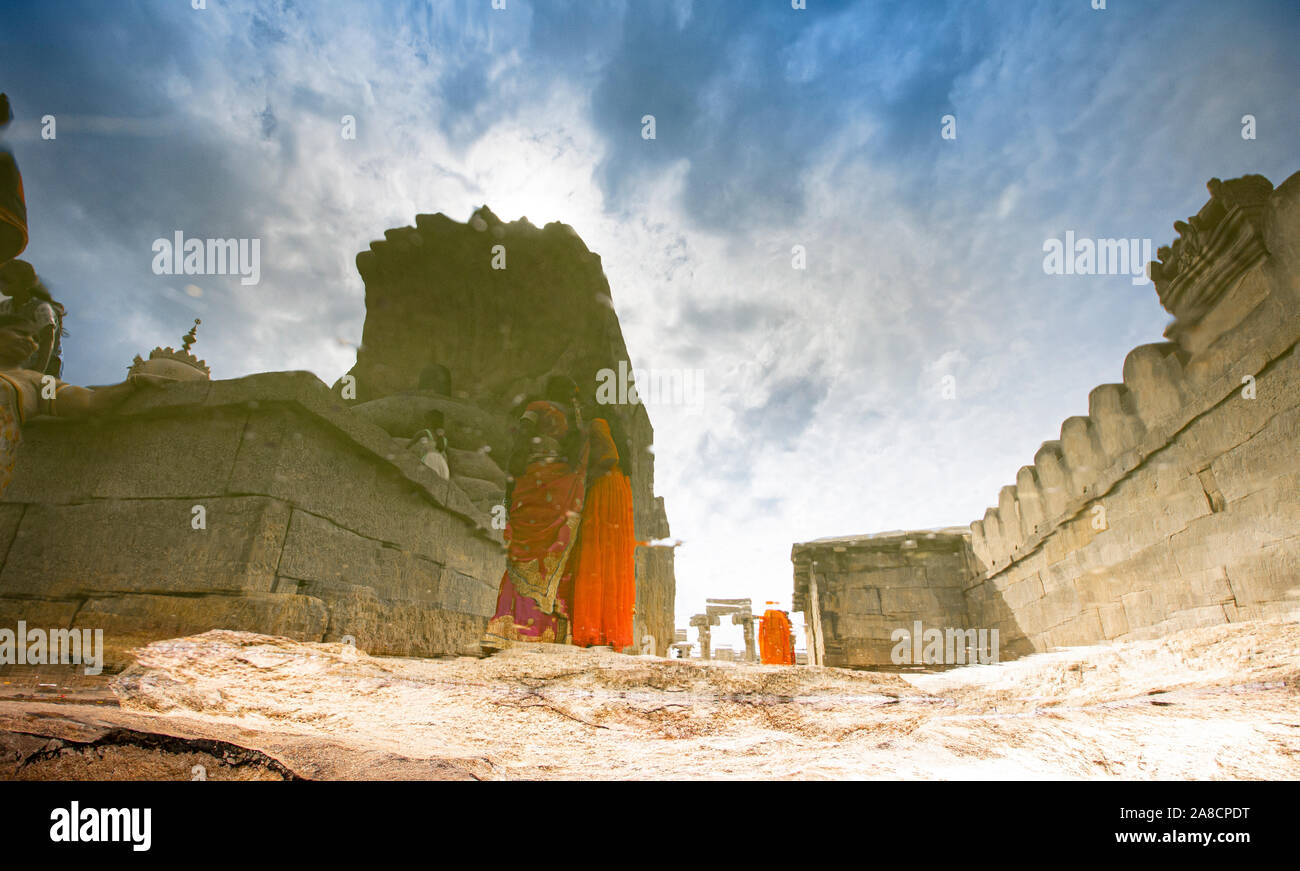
[
  {"xmin": 0, "ymin": 371, "xmax": 509, "ymax": 663},
  {"xmin": 230, "ymin": 407, "xmax": 451, "ymax": 545},
  {"xmin": 0, "ymin": 497, "xmax": 291, "ymax": 598},
  {"xmin": 352, "ymin": 393, "xmax": 511, "ymax": 457},
  {"xmin": 437, "ymin": 569, "xmax": 497, "ymax": 617},
  {"xmin": 0, "ymin": 597, "xmax": 82, "ymax": 633},
  {"xmin": 3, "ymin": 409, "xmax": 248, "ymax": 504},
  {"xmin": 76, "ymin": 592, "xmax": 329, "ymax": 671},
  {"xmin": 879, "ymin": 587, "xmax": 962, "ymax": 617},
  {"xmin": 1043, "ymin": 612, "xmax": 1103, "ymax": 648},
  {"xmin": 277, "ymin": 509, "xmax": 443, "ymax": 605},
  {"xmin": 999, "ymin": 574, "xmax": 1045, "ymax": 610},
  {"xmin": 446, "ymin": 447, "xmax": 507, "ymax": 487},
  {"xmin": 792, "ymin": 530, "xmax": 973, "ymax": 667},
  {"xmin": 840, "ymin": 587, "xmax": 882, "ymax": 615},
  {"xmin": 10, "ymin": 621, "xmax": 1292, "ymax": 780},
  {"xmin": 296, "ymin": 581, "xmax": 486, "ymax": 657},
  {"xmin": 1223, "ymin": 541, "xmax": 1300, "ymax": 609},
  {"xmin": 1097, "ymin": 602, "xmax": 1129, "ymax": 639},
  {"xmin": 1210, "ymin": 402, "xmax": 1300, "ymax": 504},
  {"xmin": 452, "ymin": 475, "xmax": 504, "ymax": 510},
  {"xmin": 0, "ymin": 504, "xmax": 22, "ymax": 562}
]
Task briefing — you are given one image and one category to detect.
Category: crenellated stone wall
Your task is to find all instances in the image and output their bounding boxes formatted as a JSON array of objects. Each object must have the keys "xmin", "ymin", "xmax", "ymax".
[
  {"xmin": 965, "ymin": 172, "xmax": 1300, "ymax": 654},
  {"xmin": 796, "ymin": 172, "xmax": 1300, "ymax": 666}
]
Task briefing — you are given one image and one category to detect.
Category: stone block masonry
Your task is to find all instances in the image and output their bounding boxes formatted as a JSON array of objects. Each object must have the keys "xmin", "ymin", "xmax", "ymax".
[
  {"xmin": 0, "ymin": 371, "xmax": 506, "ymax": 670},
  {"xmin": 792, "ymin": 530, "xmax": 978, "ymax": 668},
  {"xmin": 795, "ymin": 172, "xmax": 1300, "ymax": 667}
]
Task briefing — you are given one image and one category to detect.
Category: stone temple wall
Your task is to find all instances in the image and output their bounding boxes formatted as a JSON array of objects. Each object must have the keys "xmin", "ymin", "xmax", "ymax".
[
  {"xmin": 341, "ymin": 206, "xmax": 674, "ymax": 653},
  {"xmin": 0, "ymin": 372, "xmax": 505, "ymax": 671},
  {"xmin": 966, "ymin": 173, "xmax": 1300, "ymax": 656},
  {"xmin": 792, "ymin": 530, "xmax": 975, "ymax": 668},
  {"xmin": 795, "ymin": 172, "xmax": 1300, "ymax": 667}
]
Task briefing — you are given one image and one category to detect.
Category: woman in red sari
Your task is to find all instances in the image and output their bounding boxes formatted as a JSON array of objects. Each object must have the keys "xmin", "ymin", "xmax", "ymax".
[
  {"xmin": 482, "ymin": 378, "xmax": 588, "ymax": 650},
  {"xmin": 570, "ymin": 418, "xmax": 636, "ymax": 651},
  {"xmin": 1, "ymin": 94, "xmax": 29, "ymax": 266}
]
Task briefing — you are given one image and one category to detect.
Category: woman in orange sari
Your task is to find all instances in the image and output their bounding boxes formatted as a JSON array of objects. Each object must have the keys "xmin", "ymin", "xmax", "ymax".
[
  {"xmin": 758, "ymin": 603, "xmax": 795, "ymax": 665},
  {"xmin": 570, "ymin": 417, "xmax": 636, "ymax": 651},
  {"xmin": 481, "ymin": 378, "xmax": 588, "ymax": 650}
]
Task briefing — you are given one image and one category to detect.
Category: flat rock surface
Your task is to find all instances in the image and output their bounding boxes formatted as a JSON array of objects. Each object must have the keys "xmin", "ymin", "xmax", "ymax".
[{"xmin": 2, "ymin": 619, "xmax": 1298, "ymax": 779}]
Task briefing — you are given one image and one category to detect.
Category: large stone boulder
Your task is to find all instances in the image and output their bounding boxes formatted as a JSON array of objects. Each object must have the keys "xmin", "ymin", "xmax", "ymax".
[{"xmin": 338, "ymin": 207, "xmax": 676, "ymax": 651}]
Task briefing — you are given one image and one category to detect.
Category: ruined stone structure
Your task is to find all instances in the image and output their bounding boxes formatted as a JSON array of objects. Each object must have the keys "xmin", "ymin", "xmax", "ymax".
[
  {"xmin": 689, "ymin": 598, "xmax": 755, "ymax": 661},
  {"xmin": 341, "ymin": 206, "xmax": 675, "ymax": 653},
  {"xmin": 0, "ymin": 372, "xmax": 504, "ymax": 670},
  {"xmin": 793, "ymin": 529, "xmax": 975, "ymax": 667},
  {"xmin": 795, "ymin": 172, "xmax": 1300, "ymax": 668},
  {"xmin": 0, "ymin": 208, "xmax": 675, "ymax": 668}
]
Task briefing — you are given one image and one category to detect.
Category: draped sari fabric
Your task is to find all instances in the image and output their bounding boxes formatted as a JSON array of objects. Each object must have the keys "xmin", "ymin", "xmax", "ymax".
[
  {"xmin": 571, "ymin": 419, "xmax": 636, "ymax": 650},
  {"xmin": 0, "ymin": 380, "xmax": 21, "ymax": 499},
  {"xmin": 759, "ymin": 609, "xmax": 795, "ymax": 665},
  {"xmin": 0, "ymin": 149, "xmax": 27, "ymax": 265},
  {"xmin": 482, "ymin": 400, "xmax": 588, "ymax": 648}
]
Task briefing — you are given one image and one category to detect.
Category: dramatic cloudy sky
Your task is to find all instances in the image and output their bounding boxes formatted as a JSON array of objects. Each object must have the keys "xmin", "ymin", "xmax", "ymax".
[{"xmin": 2, "ymin": 0, "xmax": 1296, "ymax": 648}]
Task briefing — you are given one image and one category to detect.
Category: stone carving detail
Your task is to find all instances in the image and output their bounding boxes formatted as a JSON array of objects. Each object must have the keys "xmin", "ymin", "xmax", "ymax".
[
  {"xmin": 1150, "ymin": 175, "xmax": 1273, "ymax": 340},
  {"xmin": 129, "ymin": 319, "xmax": 211, "ymax": 381}
]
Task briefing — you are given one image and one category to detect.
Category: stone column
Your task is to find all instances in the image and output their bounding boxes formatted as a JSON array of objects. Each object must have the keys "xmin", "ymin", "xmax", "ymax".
[
  {"xmin": 741, "ymin": 617, "xmax": 756, "ymax": 662},
  {"xmin": 689, "ymin": 614, "xmax": 711, "ymax": 660},
  {"xmin": 806, "ymin": 566, "xmax": 826, "ymax": 666}
]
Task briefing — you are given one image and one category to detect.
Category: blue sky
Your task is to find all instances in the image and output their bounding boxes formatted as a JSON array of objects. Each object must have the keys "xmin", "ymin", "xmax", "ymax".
[{"xmin": 2, "ymin": 0, "xmax": 1297, "ymax": 644}]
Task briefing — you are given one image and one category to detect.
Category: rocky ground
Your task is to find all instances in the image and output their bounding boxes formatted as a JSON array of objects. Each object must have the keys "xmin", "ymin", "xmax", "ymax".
[{"xmin": 1, "ymin": 618, "xmax": 1297, "ymax": 780}]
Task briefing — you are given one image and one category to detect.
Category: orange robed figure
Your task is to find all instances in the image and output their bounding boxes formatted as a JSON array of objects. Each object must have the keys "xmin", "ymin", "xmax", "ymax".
[
  {"xmin": 758, "ymin": 604, "xmax": 795, "ymax": 665},
  {"xmin": 570, "ymin": 418, "xmax": 636, "ymax": 650}
]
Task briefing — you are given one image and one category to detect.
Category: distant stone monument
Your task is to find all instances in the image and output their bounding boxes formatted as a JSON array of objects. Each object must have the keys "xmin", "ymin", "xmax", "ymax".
[{"xmin": 689, "ymin": 598, "xmax": 756, "ymax": 661}]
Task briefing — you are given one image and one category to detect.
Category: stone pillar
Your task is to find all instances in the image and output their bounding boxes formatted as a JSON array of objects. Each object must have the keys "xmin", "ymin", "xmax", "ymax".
[
  {"xmin": 806, "ymin": 566, "xmax": 826, "ymax": 666},
  {"xmin": 741, "ymin": 617, "xmax": 756, "ymax": 662},
  {"xmin": 689, "ymin": 614, "xmax": 711, "ymax": 660}
]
